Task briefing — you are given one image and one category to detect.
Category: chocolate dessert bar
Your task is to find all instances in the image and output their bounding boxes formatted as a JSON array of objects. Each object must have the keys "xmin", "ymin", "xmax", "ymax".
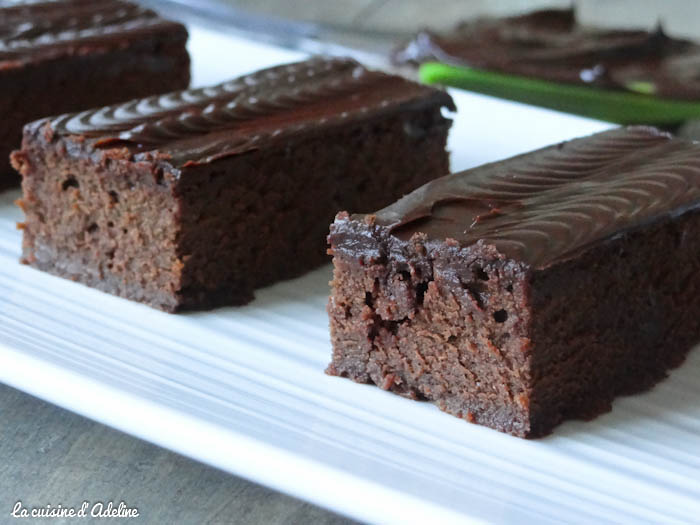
[
  {"xmin": 0, "ymin": 0, "xmax": 190, "ymax": 189},
  {"xmin": 327, "ymin": 126, "xmax": 700, "ymax": 438},
  {"xmin": 13, "ymin": 57, "xmax": 454, "ymax": 312},
  {"xmin": 394, "ymin": 8, "xmax": 700, "ymax": 100}
]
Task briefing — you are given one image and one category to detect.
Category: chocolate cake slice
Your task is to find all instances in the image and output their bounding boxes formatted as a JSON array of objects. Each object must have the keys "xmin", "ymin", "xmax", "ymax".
[
  {"xmin": 393, "ymin": 7, "xmax": 700, "ymax": 100},
  {"xmin": 12, "ymin": 57, "xmax": 454, "ymax": 312},
  {"xmin": 327, "ymin": 126, "xmax": 700, "ymax": 438},
  {"xmin": 0, "ymin": 0, "xmax": 190, "ymax": 190}
]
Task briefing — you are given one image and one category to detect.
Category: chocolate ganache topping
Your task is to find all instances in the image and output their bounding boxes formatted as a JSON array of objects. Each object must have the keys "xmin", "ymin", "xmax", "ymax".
[
  {"xmin": 36, "ymin": 57, "xmax": 455, "ymax": 167},
  {"xmin": 393, "ymin": 8, "xmax": 700, "ymax": 100},
  {"xmin": 362, "ymin": 127, "xmax": 700, "ymax": 268},
  {"xmin": 0, "ymin": 0, "xmax": 185, "ymax": 65}
]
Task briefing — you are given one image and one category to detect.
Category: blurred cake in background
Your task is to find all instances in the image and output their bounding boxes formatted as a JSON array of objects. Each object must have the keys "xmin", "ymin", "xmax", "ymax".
[{"xmin": 394, "ymin": 8, "xmax": 700, "ymax": 100}]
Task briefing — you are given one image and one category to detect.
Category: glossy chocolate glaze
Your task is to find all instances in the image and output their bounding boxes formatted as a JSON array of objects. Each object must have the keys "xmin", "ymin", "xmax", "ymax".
[
  {"xmin": 33, "ymin": 57, "xmax": 455, "ymax": 167},
  {"xmin": 342, "ymin": 127, "xmax": 700, "ymax": 268},
  {"xmin": 0, "ymin": 0, "xmax": 186, "ymax": 65},
  {"xmin": 393, "ymin": 8, "xmax": 700, "ymax": 100}
]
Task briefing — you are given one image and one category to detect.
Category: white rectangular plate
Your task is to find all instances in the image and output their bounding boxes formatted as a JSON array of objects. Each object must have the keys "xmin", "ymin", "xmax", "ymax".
[{"xmin": 1, "ymin": 24, "xmax": 699, "ymax": 525}]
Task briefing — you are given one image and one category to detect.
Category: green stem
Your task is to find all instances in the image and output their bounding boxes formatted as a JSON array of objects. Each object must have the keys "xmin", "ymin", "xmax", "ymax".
[{"xmin": 419, "ymin": 62, "xmax": 700, "ymax": 125}]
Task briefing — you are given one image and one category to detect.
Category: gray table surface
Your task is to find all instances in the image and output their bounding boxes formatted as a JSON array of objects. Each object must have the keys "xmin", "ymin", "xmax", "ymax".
[
  {"xmin": 0, "ymin": 384, "xmax": 354, "ymax": 524},
  {"xmin": 3, "ymin": 1, "xmax": 698, "ymax": 524}
]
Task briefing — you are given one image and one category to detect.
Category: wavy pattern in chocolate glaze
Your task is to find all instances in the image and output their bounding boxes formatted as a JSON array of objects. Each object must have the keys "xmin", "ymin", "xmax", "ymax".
[
  {"xmin": 374, "ymin": 127, "xmax": 700, "ymax": 268},
  {"xmin": 0, "ymin": 0, "xmax": 180, "ymax": 58},
  {"xmin": 43, "ymin": 57, "xmax": 454, "ymax": 166}
]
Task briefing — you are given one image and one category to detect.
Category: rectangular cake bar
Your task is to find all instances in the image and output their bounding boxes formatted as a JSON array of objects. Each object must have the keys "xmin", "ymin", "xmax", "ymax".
[
  {"xmin": 327, "ymin": 126, "xmax": 700, "ymax": 438},
  {"xmin": 0, "ymin": 0, "xmax": 190, "ymax": 189},
  {"xmin": 13, "ymin": 57, "xmax": 455, "ymax": 312}
]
